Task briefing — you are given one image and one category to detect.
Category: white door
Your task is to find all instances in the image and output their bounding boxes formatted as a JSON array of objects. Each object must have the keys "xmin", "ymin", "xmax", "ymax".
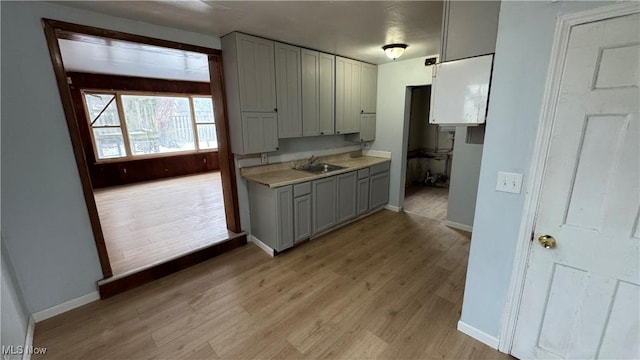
[{"xmin": 512, "ymin": 11, "xmax": 639, "ymax": 360}]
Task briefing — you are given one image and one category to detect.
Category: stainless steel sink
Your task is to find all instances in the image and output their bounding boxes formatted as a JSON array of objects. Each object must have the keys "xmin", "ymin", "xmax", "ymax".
[{"xmin": 296, "ymin": 163, "xmax": 346, "ymax": 174}]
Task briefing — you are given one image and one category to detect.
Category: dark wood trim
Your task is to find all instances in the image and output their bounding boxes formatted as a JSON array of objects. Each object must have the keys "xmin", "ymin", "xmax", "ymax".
[
  {"xmin": 42, "ymin": 20, "xmax": 113, "ymax": 277},
  {"xmin": 209, "ymin": 55, "xmax": 242, "ymax": 233},
  {"xmin": 98, "ymin": 234, "xmax": 247, "ymax": 298},
  {"xmin": 42, "ymin": 19, "xmax": 241, "ymax": 282},
  {"xmin": 67, "ymin": 72, "xmax": 212, "ymax": 95},
  {"xmin": 44, "ymin": 19, "xmax": 221, "ymax": 56}
]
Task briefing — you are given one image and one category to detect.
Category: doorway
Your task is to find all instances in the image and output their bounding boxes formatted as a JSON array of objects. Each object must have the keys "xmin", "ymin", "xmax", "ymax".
[
  {"xmin": 403, "ymin": 86, "xmax": 455, "ymax": 221},
  {"xmin": 43, "ymin": 20, "xmax": 243, "ymax": 295}
]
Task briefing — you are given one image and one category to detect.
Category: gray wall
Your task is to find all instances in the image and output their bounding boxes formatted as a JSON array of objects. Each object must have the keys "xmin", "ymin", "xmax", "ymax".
[
  {"xmin": 443, "ymin": 1, "xmax": 500, "ymax": 61},
  {"xmin": 372, "ymin": 56, "xmax": 435, "ymax": 208},
  {"xmin": 1, "ymin": 240, "xmax": 31, "ymax": 360},
  {"xmin": 1, "ymin": 1, "xmax": 221, "ymax": 313},
  {"xmin": 447, "ymin": 127, "xmax": 483, "ymax": 227},
  {"xmin": 460, "ymin": 0, "xmax": 617, "ymax": 339}
]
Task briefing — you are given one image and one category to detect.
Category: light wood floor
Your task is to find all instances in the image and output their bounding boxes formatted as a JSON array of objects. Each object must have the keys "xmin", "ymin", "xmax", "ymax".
[
  {"xmin": 33, "ymin": 210, "xmax": 513, "ymax": 360},
  {"xmin": 404, "ymin": 185, "xmax": 449, "ymax": 221},
  {"xmin": 94, "ymin": 172, "xmax": 228, "ymax": 276}
]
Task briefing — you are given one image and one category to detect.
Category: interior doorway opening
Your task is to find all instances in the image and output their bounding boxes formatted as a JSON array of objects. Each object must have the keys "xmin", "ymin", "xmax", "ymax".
[
  {"xmin": 43, "ymin": 19, "xmax": 244, "ymax": 296},
  {"xmin": 403, "ymin": 85, "xmax": 455, "ymax": 221}
]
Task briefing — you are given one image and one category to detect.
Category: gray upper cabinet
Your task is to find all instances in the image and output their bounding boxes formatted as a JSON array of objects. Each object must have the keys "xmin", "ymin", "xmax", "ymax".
[
  {"xmin": 302, "ymin": 50, "xmax": 335, "ymax": 136},
  {"xmin": 222, "ymin": 32, "xmax": 278, "ymax": 155},
  {"xmin": 236, "ymin": 34, "xmax": 277, "ymax": 112},
  {"xmin": 312, "ymin": 176, "xmax": 337, "ymax": 234},
  {"xmin": 360, "ymin": 63, "xmax": 377, "ymax": 114},
  {"xmin": 346, "ymin": 114, "xmax": 376, "ymax": 143},
  {"xmin": 336, "ymin": 171, "xmax": 357, "ymax": 224},
  {"xmin": 335, "ymin": 56, "xmax": 361, "ymax": 134},
  {"xmin": 241, "ymin": 113, "xmax": 279, "ymax": 154},
  {"xmin": 275, "ymin": 42, "xmax": 302, "ymax": 138}
]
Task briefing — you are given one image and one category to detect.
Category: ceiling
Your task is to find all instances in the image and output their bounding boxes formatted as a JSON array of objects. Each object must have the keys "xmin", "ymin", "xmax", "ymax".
[{"xmin": 53, "ymin": 1, "xmax": 444, "ymax": 65}]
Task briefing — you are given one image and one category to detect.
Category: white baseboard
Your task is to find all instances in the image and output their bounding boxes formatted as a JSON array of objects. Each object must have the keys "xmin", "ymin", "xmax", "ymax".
[
  {"xmin": 457, "ymin": 320, "xmax": 499, "ymax": 350},
  {"xmin": 21, "ymin": 316, "xmax": 35, "ymax": 360},
  {"xmin": 384, "ymin": 204, "xmax": 401, "ymax": 212},
  {"xmin": 444, "ymin": 220, "xmax": 473, "ymax": 232},
  {"xmin": 248, "ymin": 235, "xmax": 275, "ymax": 257},
  {"xmin": 32, "ymin": 291, "xmax": 100, "ymax": 322},
  {"xmin": 362, "ymin": 149, "xmax": 392, "ymax": 159}
]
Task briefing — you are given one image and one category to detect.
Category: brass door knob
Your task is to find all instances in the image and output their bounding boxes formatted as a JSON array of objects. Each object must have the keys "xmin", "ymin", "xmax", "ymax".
[{"xmin": 538, "ymin": 235, "xmax": 556, "ymax": 249}]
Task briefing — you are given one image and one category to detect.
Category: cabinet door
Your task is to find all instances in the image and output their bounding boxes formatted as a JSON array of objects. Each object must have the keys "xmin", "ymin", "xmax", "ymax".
[
  {"xmin": 275, "ymin": 43, "xmax": 302, "ymax": 138},
  {"xmin": 336, "ymin": 57, "xmax": 361, "ymax": 134},
  {"xmin": 359, "ymin": 114, "xmax": 376, "ymax": 142},
  {"xmin": 294, "ymin": 194, "xmax": 312, "ymax": 243},
  {"xmin": 369, "ymin": 171, "xmax": 390, "ymax": 209},
  {"xmin": 241, "ymin": 112, "xmax": 279, "ymax": 154},
  {"xmin": 336, "ymin": 171, "xmax": 357, "ymax": 224},
  {"xmin": 301, "ymin": 49, "xmax": 320, "ymax": 136},
  {"xmin": 318, "ymin": 53, "xmax": 335, "ymax": 135},
  {"xmin": 312, "ymin": 177, "xmax": 337, "ymax": 234},
  {"xmin": 360, "ymin": 63, "xmax": 377, "ymax": 113},
  {"xmin": 357, "ymin": 177, "xmax": 370, "ymax": 215},
  {"xmin": 236, "ymin": 34, "xmax": 276, "ymax": 112},
  {"xmin": 276, "ymin": 186, "xmax": 294, "ymax": 251}
]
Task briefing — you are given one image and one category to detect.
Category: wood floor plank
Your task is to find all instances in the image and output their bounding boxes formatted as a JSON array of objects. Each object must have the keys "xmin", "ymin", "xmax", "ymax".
[
  {"xmin": 95, "ymin": 172, "xmax": 228, "ymax": 276},
  {"xmin": 32, "ymin": 210, "xmax": 513, "ymax": 360}
]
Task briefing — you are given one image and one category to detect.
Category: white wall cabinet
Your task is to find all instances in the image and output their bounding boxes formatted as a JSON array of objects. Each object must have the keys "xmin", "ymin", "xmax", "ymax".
[
  {"xmin": 275, "ymin": 42, "xmax": 302, "ymax": 138},
  {"xmin": 360, "ymin": 63, "xmax": 377, "ymax": 114},
  {"xmin": 222, "ymin": 32, "xmax": 278, "ymax": 154},
  {"xmin": 335, "ymin": 56, "xmax": 361, "ymax": 134},
  {"xmin": 430, "ymin": 54, "xmax": 493, "ymax": 126},
  {"xmin": 301, "ymin": 50, "xmax": 335, "ymax": 136}
]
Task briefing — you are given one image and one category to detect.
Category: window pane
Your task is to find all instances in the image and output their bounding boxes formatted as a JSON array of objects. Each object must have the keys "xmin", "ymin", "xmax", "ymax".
[
  {"xmin": 197, "ymin": 124, "xmax": 218, "ymax": 150},
  {"xmin": 121, "ymin": 95, "xmax": 195, "ymax": 155},
  {"xmin": 193, "ymin": 97, "xmax": 215, "ymax": 124},
  {"xmin": 93, "ymin": 128, "xmax": 126, "ymax": 159},
  {"xmin": 84, "ymin": 93, "xmax": 120, "ymax": 127}
]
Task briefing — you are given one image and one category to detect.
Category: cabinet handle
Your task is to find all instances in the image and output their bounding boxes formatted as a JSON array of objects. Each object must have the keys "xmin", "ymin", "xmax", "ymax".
[
  {"xmin": 361, "ymin": 110, "xmax": 364, "ymax": 114},
  {"xmin": 337, "ymin": 131, "xmax": 340, "ymax": 134},
  {"xmin": 274, "ymin": 108, "xmax": 278, "ymax": 112},
  {"xmin": 276, "ymin": 147, "xmax": 279, "ymax": 150},
  {"xmin": 320, "ymin": 132, "xmax": 324, "ymax": 135}
]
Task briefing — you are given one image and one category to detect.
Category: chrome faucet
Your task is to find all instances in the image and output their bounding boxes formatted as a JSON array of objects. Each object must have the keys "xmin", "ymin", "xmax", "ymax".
[{"xmin": 308, "ymin": 155, "xmax": 320, "ymax": 166}]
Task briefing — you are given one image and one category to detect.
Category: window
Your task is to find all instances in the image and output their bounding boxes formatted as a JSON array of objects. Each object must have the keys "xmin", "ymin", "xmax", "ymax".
[{"xmin": 83, "ymin": 91, "xmax": 217, "ymax": 161}]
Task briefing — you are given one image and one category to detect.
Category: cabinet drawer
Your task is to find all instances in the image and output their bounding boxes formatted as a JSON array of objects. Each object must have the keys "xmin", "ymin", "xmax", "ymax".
[
  {"xmin": 357, "ymin": 168, "xmax": 369, "ymax": 179},
  {"xmin": 293, "ymin": 182, "xmax": 311, "ymax": 197},
  {"xmin": 369, "ymin": 161, "xmax": 390, "ymax": 175}
]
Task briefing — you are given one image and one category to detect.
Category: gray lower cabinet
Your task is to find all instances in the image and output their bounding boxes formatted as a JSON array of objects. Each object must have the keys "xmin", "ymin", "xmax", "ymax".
[
  {"xmin": 357, "ymin": 168, "xmax": 370, "ymax": 215},
  {"xmin": 248, "ymin": 182, "xmax": 293, "ymax": 252},
  {"xmin": 312, "ymin": 176, "xmax": 337, "ymax": 234},
  {"xmin": 293, "ymin": 182, "xmax": 312, "ymax": 243},
  {"xmin": 336, "ymin": 171, "xmax": 357, "ymax": 224},
  {"xmin": 369, "ymin": 162, "xmax": 390, "ymax": 209}
]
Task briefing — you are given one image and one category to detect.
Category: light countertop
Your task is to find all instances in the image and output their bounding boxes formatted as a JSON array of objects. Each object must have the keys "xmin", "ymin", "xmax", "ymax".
[{"xmin": 241, "ymin": 155, "xmax": 390, "ymax": 188}]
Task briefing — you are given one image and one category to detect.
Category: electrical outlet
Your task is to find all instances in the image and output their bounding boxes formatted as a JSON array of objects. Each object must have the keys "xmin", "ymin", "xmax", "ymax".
[
  {"xmin": 363, "ymin": 142, "xmax": 370, "ymax": 149},
  {"xmin": 496, "ymin": 171, "xmax": 523, "ymax": 194},
  {"xmin": 260, "ymin": 153, "xmax": 268, "ymax": 164}
]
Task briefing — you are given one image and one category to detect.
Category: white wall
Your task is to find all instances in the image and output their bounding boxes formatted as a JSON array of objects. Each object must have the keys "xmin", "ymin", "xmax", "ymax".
[
  {"xmin": 1, "ymin": 241, "xmax": 31, "ymax": 360},
  {"xmin": 460, "ymin": 0, "xmax": 617, "ymax": 340},
  {"xmin": 372, "ymin": 56, "xmax": 435, "ymax": 208},
  {"xmin": 446, "ymin": 127, "xmax": 483, "ymax": 228},
  {"xmin": 0, "ymin": 1, "xmax": 221, "ymax": 313}
]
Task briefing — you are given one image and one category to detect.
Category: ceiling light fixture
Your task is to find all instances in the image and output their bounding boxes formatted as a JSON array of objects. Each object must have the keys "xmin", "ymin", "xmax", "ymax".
[{"xmin": 382, "ymin": 43, "xmax": 408, "ymax": 60}]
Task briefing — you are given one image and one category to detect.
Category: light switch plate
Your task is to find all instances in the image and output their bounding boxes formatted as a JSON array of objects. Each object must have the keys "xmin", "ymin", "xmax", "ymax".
[{"xmin": 496, "ymin": 171, "xmax": 523, "ymax": 194}]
